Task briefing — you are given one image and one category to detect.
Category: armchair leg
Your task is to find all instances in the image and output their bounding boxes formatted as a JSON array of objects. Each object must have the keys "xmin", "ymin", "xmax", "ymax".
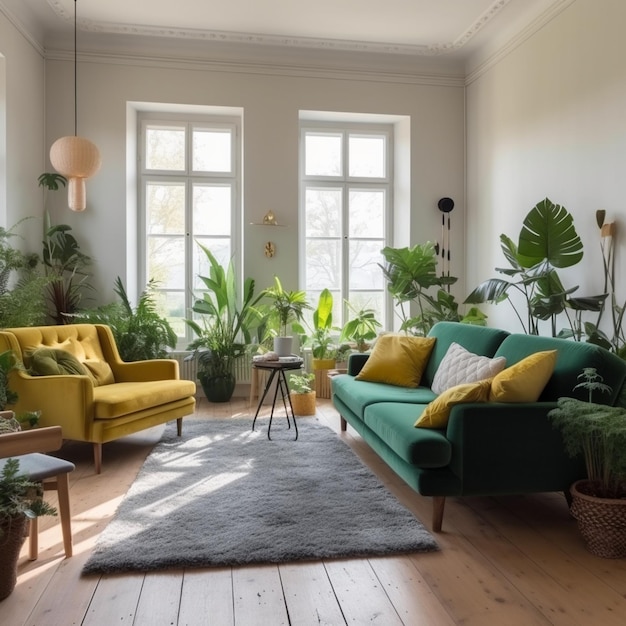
[
  {"xmin": 340, "ymin": 416, "xmax": 347, "ymax": 431},
  {"xmin": 177, "ymin": 417, "xmax": 183, "ymax": 436},
  {"xmin": 432, "ymin": 496, "xmax": 446, "ymax": 532},
  {"xmin": 93, "ymin": 443, "xmax": 102, "ymax": 475},
  {"xmin": 28, "ymin": 517, "xmax": 38, "ymax": 561}
]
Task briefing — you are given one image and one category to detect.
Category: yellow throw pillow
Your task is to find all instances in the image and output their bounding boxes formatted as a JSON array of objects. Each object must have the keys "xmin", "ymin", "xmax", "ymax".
[
  {"xmin": 415, "ymin": 378, "xmax": 492, "ymax": 429},
  {"xmin": 355, "ymin": 335, "xmax": 435, "ymax": 388},
  {"xmin": 489, "ymin": 350, "xmax": 557, "ymax": 403},
  {"xmin": 83, "ymin": 359, "xmax": 115, "ymax": 386}
]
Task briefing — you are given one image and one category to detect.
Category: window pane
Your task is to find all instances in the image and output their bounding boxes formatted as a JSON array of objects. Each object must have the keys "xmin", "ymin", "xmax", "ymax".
[
  {"xmin": 347, "ymin": 291, "xmax": 385, "ymax": 329},
  {"xmin": 349, "ymin": 241, "xmax": 384, "ymax": 290},
  {"xmin": 193, "ymin": 184, "xmax": 231, "ymax": 236},
  {"xmin": 305, "ymin": 239, "xmax": 341, "ymax": 290},
  {"xmin": 349, "ymin": 135, "xmax": 385, "ymax": 178},
  {"xmin": 145, "ymin": 125, "xmax": 185, "ymax": 171},
  {"xmin": 193, "ymin": 129, "xmax": 232, "ymax": 173},
  {"xmin": 305, "ymin": 133, "xmax": 342, "ymax": 176},
  {"xmin": 146, "ymin": 182, "xmax": 185, "ymax": 234},
  {"xmin": 153, "ymin": 291, "xmax": 186, "ymax": 338},
  {"xmin": 349, "ymin": 190, "xmax": 384, "ymax": 237},
  {"xmin": 305, "ymin": 187, "xmax": 341, "ymax": 237},
  {"xmin": 192, "ymin": 238, "xmax": 231, "ymax": 290},
  {"xmin": 147, "ymin": 236, "xmax": 185, "ymax": 289}
]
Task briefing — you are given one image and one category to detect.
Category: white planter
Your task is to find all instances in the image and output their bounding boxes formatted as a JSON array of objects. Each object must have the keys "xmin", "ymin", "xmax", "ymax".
[{"xmin": 273, "ymin": 336, "xmax": 293, "ymax": 357}]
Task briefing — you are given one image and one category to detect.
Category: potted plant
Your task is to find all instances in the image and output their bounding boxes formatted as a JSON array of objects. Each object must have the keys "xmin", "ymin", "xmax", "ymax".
[
  {"xmin": 71, "ymin": 276, "xmax": 177, "ymax": 361},
  {"xmin": 185, "ymin": 244, "xmax": 264, "ymax": 402},
  {"xmin": 261, "ymin": 277, "xmax": 310, "ymax": 356},
  {"xmin": 288, "ymin": 371, "xmax": 316, "ymax": 416},
  {"xmin": 0, "ymin": 458, "xmax": 57, "ymax": 600},
  {"xmin": 548, "ymin": 368, "xmax": 626, "ymax": 558},
  {"xmin": 340, "ymin": 302, "xmax": 381, "ymax": 352},
  {"xmin": 301, "ymin": 288, "xmax": 339, "ymax": 369}
]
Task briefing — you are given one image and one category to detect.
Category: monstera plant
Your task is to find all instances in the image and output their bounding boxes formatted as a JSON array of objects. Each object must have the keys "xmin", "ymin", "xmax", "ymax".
[{"xmin": 465, "ymin": 198, "xmax": 605, "ymax": 336}]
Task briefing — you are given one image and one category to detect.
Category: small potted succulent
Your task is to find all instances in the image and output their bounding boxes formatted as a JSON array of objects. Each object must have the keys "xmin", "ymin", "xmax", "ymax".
[{"xmin": 288, "ymin": 372, "xmax": 316, "ymax": 416}]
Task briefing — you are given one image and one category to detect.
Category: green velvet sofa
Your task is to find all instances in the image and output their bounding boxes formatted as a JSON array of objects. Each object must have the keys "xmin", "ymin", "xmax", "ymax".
[{"xmin": 331, "ymin": 322, "xmax": 626, "ymax": 531}]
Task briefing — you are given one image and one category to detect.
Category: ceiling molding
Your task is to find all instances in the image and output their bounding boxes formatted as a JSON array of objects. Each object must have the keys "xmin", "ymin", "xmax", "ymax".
[
  {"xmin": 465, "ymin": 0, "xmax": 576, "ymax": 84},
  {"xmin": 46, "ymin": 0, "xmax": 513, "ymax": 58},
  {"xmin": 46, "ymin": 48, "xmax": 465, "ymax": 88},
  {"xmin": 0, "ymin": 3, "xmax": 45, "ymax": 56}
]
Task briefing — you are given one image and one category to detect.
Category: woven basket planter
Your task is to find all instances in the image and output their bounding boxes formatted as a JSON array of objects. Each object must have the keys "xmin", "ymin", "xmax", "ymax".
[
  {"xmin": 570, "ymin": 480, "xmax": 626, "ymax": 559},
  {"xmin": 0, "ymin": 515, "xmax": 27, "ymax": 601}
]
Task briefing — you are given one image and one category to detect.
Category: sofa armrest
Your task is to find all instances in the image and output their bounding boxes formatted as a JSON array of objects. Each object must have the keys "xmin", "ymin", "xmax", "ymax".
[
  {"xmin": 347, "ymin": 353, "xmax": 369, "ymax": 376},
  {"xmin": 112, "ymin": 359, "xmax": 180, "ymax": 382},
  {"xmin": 445, "ymin": 402, "xmax": 584, "ymax": 494},
  {"xmin": 9, "ymin": 370, "xmax": 95, "ymax": 441}
]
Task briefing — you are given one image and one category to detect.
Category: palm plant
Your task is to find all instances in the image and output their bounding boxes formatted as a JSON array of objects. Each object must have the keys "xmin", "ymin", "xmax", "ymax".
[
  {"xmin": 261, "ymin": 276, "xmax": 310, "ymax": 337},
  {"xmin": 185, "ymin": 244, "xmax": 264, "ymax": 401}
]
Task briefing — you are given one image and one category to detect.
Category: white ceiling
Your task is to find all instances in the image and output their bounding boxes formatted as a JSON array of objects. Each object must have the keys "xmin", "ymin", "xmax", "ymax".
[{"xmin": 1, "ymin": 0, "xmax": 564, "ymax": 69}]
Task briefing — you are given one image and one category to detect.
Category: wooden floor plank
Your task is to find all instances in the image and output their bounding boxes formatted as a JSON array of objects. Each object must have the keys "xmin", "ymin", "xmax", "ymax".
[
  {"xmin": 178, "ymin": 568, "xmax": 235, "ymax": 626},
  {"xmin": 324, "ymin": 558, "xmax": 404, "ymax": 625},
  {"xmin": 134, "ymin": 571, "xmax": 183, "ymax": 625},
  {"xmin": 278, "ymin": 561, "xmax": 346, "ymax": 625},
  {"xmin": 232, "ymin": 565, "xmax": 289, "ymax": 625},
  {"xmin": 82, "ymin": 573, "xmax": 145, "ymax": 625}
]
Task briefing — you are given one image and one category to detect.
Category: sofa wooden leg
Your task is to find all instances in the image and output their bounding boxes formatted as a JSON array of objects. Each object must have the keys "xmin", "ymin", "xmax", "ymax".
[
  {"xmin": 432, "ymin": 496, "xmax": 445, "ymax": 532},
  {"xmin": 93, "ymin": 443, "xmax": 102, "ymax": 475},
  {"xmin": 340, "ymin": 416, "xmax": 347, "ymax": 431},
  {"xmin": 177, "ymin": 417, "xmax": 183, "ymax": 436}
]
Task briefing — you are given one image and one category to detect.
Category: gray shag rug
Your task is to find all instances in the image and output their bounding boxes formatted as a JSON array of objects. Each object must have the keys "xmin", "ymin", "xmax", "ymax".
[{"xmin": 82, "ymin": 417, "xmax": 438, "ymax": 574}]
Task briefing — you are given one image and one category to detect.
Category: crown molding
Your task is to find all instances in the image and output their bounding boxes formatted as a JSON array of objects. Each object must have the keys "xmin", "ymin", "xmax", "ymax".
[
  {"xmin": 46, "ymin": 48, "xmax": 466, "ymax": 88},
  {"xmin": 465, "ymin": 0, "xmax": 577, "ymax": 84},
  {"xmin": 0, "ymin": 2, "xmax": 45, "ymax": 56},
  {"xmin": 45, "ymin": 0, "xmax": 513, "ymax": 58}
]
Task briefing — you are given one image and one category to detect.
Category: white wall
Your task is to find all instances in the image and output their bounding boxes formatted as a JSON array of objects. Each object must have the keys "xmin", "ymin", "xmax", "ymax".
[
  {"xmin": 41, "ymin": 55, "xmax": 466, "ymax": 308},
  {"xmin": 466, "ymin": 0, "xmax": 626, "ymax": 334},
  {"xmin": 0, "ymin": 11, "xmax": 44, "ymax": 244}
]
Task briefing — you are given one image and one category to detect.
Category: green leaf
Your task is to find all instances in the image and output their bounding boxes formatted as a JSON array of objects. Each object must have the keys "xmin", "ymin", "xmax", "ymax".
[{"xmin": 518, "ymin": 197, "xmax": 583, "ymax": 269}]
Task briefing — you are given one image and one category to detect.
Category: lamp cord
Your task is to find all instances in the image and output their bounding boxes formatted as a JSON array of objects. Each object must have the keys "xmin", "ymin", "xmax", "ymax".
[{"xmin": 73, "ymin": 0, "xmax": 77, "ymax": 136}]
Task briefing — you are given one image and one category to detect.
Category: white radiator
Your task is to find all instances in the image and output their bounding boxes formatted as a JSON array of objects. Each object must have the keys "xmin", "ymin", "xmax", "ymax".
[{"xmin": 170, "ymin": 352, "xmax": 253, "ymax": 385}]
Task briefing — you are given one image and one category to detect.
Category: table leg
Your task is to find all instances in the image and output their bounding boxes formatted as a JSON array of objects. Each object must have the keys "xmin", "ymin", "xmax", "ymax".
[
  {"xmin": 251, "ymin": 368, "xmax": 277, "ymax": 432},
  {"xmin": 267, "ymin": 369, "xmax": 282, "ymax": 440},
  {"xmin": 278, "ymin": 369, "xmax": 298, "ymax": 441}
]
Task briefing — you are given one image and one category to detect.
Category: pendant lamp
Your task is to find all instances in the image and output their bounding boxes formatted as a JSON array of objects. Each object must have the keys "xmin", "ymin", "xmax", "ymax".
[{"xmin": 49, "ymin": 0, "xmax": 101, "ymax": 212}]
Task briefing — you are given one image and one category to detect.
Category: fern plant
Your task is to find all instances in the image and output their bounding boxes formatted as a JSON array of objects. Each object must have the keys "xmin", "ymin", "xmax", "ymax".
[
  {"xmin": 549, "ymin": 368, "xmax": 626, "ymax": 498},
  {"xmin": 72, "ymin": 277, "xmax": 177, "ymax": 361}
]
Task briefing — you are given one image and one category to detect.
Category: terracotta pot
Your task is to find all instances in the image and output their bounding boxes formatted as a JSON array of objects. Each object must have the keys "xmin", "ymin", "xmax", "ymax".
[
  {"xmin": 0, "ymin": 515, "xmax": 27, "ymax": 601},
  {"xmin": 570, "ymin": 479, "xmax": 626, "ymax": 559},
  {"xmin": 290, "ymin": 391, "xmax": 316, "ymax": 416}
]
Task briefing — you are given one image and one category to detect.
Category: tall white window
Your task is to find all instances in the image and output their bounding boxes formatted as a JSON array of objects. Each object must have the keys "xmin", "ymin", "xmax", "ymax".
[
  {"xmin": 300, "ymin": 123, "xmax": 392, "ymax": 329},
  {"xmin": 139, "ymin": 115, "xmax": 240, "ymax": 344}
]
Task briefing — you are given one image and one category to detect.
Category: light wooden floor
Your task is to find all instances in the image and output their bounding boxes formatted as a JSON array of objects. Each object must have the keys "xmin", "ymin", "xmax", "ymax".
[{"xmin": 3, "ymin": 398, "xmax": 626, "ymax": 625}]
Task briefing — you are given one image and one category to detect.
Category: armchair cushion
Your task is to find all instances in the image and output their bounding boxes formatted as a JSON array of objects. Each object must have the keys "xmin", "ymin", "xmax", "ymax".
[{"xmin": 28, "ymin": 348, "xmax": 89, "ymax": 377}]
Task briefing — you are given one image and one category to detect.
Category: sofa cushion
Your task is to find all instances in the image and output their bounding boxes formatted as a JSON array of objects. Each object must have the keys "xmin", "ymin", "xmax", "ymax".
[
  {"xmin": 364, "ymin": 402, "xmax": 451, "ymax": 468},
  {"xmin": 332, "ymin": 374, "xmax": 437, "ymax": 420},
  {"xmin": 356, "ymin": 335, "xmax": 435, "ymax": 388},
  {"xmin": 489, "ymin": 350, "xmax": 557, "ymax": 403},
  {"xmin": 83, "ymin": 359, "xmax": 115, "ymax": 386},
  {"xmin": 495, "ymin": 333, "xmax": 626, "ymax": 404},
  {"xmin": 431, "ymin": 342, "xmax": 506, "ymax": 394},
  {"xmin": 28, "ymin": 348, "xmax": 89, "ymax": 377},
  {"xmin": 93, "ymin": 380, "xmax": 197, "ymax": 418},
  {"xmin": 415, "ymin": 378, "xmax": 493, "ymax": 428},
  {"xmin": 423, "ymin": 322, "xmax": 510, "ymax": 387}
]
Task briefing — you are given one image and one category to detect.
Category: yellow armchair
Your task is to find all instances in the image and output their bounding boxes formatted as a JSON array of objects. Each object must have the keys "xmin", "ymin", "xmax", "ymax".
[{"xmin": 0, "ymin": 324, "xmax": 196, "ymax": 473}]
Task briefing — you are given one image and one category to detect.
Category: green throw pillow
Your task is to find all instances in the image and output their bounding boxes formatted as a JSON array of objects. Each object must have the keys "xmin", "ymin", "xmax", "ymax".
[{"xmin": 28, "ymin": 348, "xmax": 89, "ymax": 377}]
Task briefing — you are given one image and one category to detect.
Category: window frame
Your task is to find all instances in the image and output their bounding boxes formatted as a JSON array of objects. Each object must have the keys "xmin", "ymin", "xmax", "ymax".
[
  {"xmin": 299, "ymin": 121, "xmax": 393, "ymax": 330},
  {"xmin": 138, "ymin": 113, "xmax": 241, "ymax": 347}
]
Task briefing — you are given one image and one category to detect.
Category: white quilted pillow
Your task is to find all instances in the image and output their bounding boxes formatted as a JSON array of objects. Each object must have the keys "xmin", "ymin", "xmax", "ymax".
[{"xmin": 431, "ymin": 342, "xmax": 506, "ymax": 395}]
